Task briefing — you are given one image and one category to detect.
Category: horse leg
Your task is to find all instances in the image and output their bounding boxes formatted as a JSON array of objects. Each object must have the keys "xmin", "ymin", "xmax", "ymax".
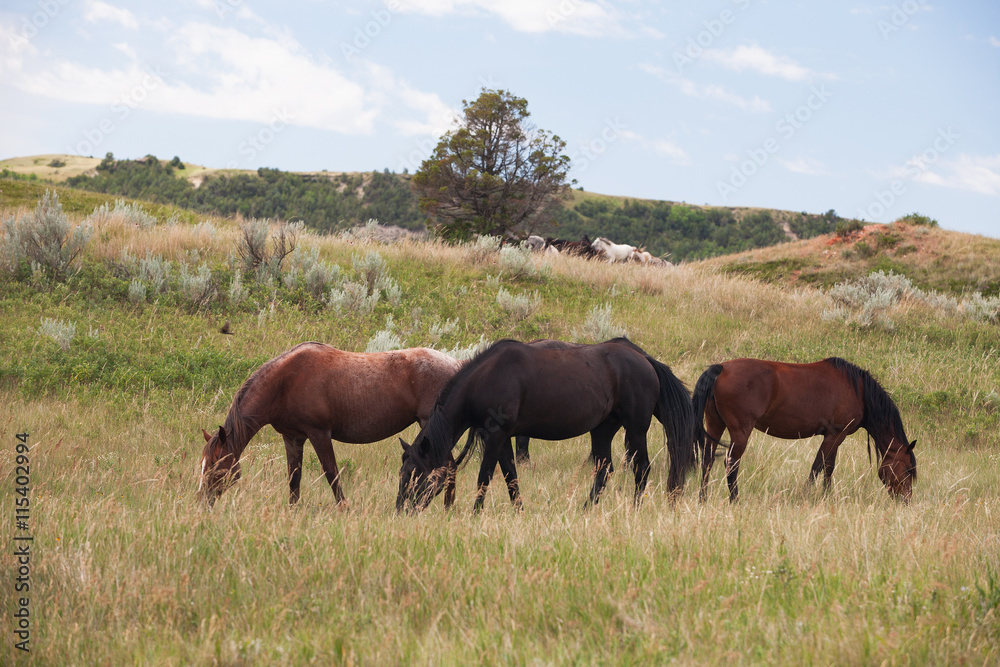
[
  {"xmin": 725, "ymin": 427, "xmax": 752, "ymax": 503},
  {"xmin": 307, "ymin": 431, "xmax": 347, "ymax": 505},
  {"xmin": 808, "ymin": 432, "xmax": 847, "ymax": 492},
  {"xmin": 282, "ymin": 434, "xmax": 306, "ymax": 505},
  {"xmin": 700, "ymin": 396, "xmax": 726, "ymax": 502},
  {"xmin": 623, "ymin": 426, "xmax": 650, "ymax": 505},
  {"xmin": 588, "ymin": 418, "xmax": 620, "ymax": 505},
  {"xmin": 497, "ymin": 437, "xmax": 523, "ymax": 510},
  {"xmin": 473, "ymin": 439, "xmax": 502, "ymax": 513},
  {"xmin": 515, "ymin": 435, "xmax": 530, "ymax": 464}
]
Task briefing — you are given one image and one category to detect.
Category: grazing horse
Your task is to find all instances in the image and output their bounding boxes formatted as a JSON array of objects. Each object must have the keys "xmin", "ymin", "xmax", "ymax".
[
  {"xmin": 396, "ymin": 338, "xmax": 695, "ymax": 513},
  {"xmin": 548, "ymin": 234, "xmax": 599, "ymax": 259},
  {"xmin": 692, "ymin": 357, "xmax": 917, "ymax": 502},
  {"xmin": 592, "ymin": 236, "xmax": 636, "ymax": 262},
  {"xmin": 198, "ymin": 342, "xmax": 461, "ymax": 506}
]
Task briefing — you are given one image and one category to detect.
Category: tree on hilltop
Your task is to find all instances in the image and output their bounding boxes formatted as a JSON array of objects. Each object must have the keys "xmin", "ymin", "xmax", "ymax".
[{"xmin": 412, "ymin": 89, "xmax": 573, "ymax": 242}]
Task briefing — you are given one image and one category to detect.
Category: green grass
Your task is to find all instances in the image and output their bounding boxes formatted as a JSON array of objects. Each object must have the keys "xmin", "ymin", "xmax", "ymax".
[{"xmin": 1, "ymin": 203, "xmax": 999, "ymax": 664}]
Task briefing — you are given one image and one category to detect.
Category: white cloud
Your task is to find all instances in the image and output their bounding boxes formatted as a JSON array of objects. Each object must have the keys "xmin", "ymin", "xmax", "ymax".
[
  {"xmin": 0, "ymin": 15, "xmax": 452, "ymax": 138},
  {"xmin": 638, "ymin": 63, "xmax": 770, "ymax": 113},
  {"xmin": 778, "ymin": 157, "xmax": 826, "ymax": 175},
  {"xmin": 393, "ymin": 0, "xmax": 626, "ymax": 36},
  {"xmin": 989, "ymin": 36, "xmax": 1000, "ymax": 47},
  {"xmin": 916, "ymin": 154, "xmax": 1000, "ymax": 196},
  {"xmin": 702, "ymin": 45, "xmax": 834, "ymax": 82},
  {"xmin": 620, "ymin": 129, "xmax": 690, "ymax": 165},
  {"xmin": 84, "ymin": 1, "xmax": 139, "ymax": 29}
]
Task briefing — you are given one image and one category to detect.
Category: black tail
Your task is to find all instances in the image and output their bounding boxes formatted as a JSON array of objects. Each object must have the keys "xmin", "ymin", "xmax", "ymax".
[
  {"xmin": 691, "ymin": 364, "xmax": 725, "ymax": 463},
  {"xmin": 647, "ymin": 358, "xmax": 696, "ymax": 492}
]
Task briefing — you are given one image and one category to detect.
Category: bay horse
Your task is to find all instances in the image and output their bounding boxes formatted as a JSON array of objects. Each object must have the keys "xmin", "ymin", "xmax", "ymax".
[
  {"xmin": 692, "ymin": 357, "xmax": 917, "ymax": 503},
  {"xmin": 198, "ymin": 342, "xmax": 461, "ymax": 506},
  {"xmin": 396, "ymin": 338, "xmax": 695, "ymax": 513}
]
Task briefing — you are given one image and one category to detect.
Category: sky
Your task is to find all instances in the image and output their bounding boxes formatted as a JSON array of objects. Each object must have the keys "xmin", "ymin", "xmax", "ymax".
[{"xmin": 1, "ymin": 0, "xmax": 998, "ymax": 238}]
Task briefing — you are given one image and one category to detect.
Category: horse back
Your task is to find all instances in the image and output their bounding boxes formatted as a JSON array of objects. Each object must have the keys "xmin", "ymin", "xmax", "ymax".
[
  {"xmin": 714, "ymin": 358, "xmax": 864, "ymax": 439},
  {"xmin": 263, "ymin": 343, "xmax": 459, "ymax": 443}
]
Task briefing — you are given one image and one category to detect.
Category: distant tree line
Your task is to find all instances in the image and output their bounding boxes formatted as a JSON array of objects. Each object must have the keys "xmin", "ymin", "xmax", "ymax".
[
  {"xmin": 545, "ymin": 198, "xmax": 841, "ymax": 260},
  {"xmin": 65, "ymin": 154, "xmax": 426, "ymax": 232},
  {"xmin": 58, "ymin": 154, "xmax": 842, "ymax": 260}
]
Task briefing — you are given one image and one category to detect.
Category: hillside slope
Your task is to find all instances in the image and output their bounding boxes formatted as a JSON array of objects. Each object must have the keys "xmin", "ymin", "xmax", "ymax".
[
  {"xmin": 710, "ymin": 219, "xmax": 1000, "ymax": 296},
  {"xmin": 3, "ymin": 153, "xmax": 851, "ymax": 261}
]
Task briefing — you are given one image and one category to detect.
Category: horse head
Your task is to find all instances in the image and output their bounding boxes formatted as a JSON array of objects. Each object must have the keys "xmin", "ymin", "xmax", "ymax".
[
  {"xmin": 396, "ymin": 436, "xmax": 455, "ymax": 513},
  {"xmin": 877, "ymin": 438, "xmax": 916, "ymax": 501},
  {"xmin": 198, "ymin": 426, "xmax": 242, "ymax": 505}
]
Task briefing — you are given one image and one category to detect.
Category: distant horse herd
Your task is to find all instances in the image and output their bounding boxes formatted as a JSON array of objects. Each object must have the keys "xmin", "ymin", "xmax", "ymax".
[
  {"xmin": 199, "ymin": 338, "xmax": 917, "ymax": 511},
  {"xmin": 523, "ymin": 234, "xmax": 672, "ymax": 267}
]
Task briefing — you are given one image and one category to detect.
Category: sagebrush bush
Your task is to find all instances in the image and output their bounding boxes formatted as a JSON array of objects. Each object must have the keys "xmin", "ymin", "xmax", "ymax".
[
  {"xmin": 498, "ymin": 243, "xmax": 538, "ymax": 278},
  {"xmin": 496, "ymin": 287, "xmax": 541, "ymax": 320},
  {"xmin": 39, "ymin": 317, "xmax": 76, "ymax": 351},
  {"xmin": 467, "ymin": 235, "xmax": 501, "ymax": 264},
  {"xmin": 228, "ymin": 270, "xmax": 247, "ymax": 306},
  {"xmin": 824, "ymin": 270, "xmax": 1000, "ymax": 326},
  {"xmin": 326, "ymin": 281, "xmax": 379, "ymax": 314},
  {"xmin": 0, "ymin": 214, "xmax": 23, "ymax": 275},
  {"xmin": 178, "ymin": 264, "xmax": 216, "ymax": 308},
  {"xmin": 365, "ymin": 315, "xmax": 404, "ymax": 352},
  {"xmin": 19, "ymin": 191, "xmax": 92, "ymax": 280},
  {"xmin": 128, "ymin": 278, "xmax": 147, "ymax": 305},
  {"xmin": 573, "ymin": 303, "xmax": 625, "ymax": 341},
  {"xmin": 428, "ymin": 317, "xmax": 460, "ymax": 343},
  {"xmin": 90, "ymin": 199, "xmax": 157, "ymax": 229},
  {"xmin": 122, "ymin": 250, "xmax": 171, "ymax": 293}
]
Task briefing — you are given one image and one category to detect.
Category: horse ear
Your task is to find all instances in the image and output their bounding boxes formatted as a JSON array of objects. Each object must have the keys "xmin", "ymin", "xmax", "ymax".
[
  {"xmin": 202, "ymin": 429, "xmax": 212, "ymax": 443},
  {"xmin": 218, "ymin": 426, "xmax": 227, "ymax": 445},
  {"xmin": 399, "ymin": 437, "xmax": 410, "ymax": 452},
  {"xmin": 908, "ymin": 440, "xmax": 916, "ymax": 451}
]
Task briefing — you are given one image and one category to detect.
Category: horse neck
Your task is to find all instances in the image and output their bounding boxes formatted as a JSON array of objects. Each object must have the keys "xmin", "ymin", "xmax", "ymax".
[
  {"xmin": 222, "ymin": 391, "xmax": 268, "ymax": 460},
  {"xmin": 425, "ymin": 398, "xmax": 469, "ymax": 466}
]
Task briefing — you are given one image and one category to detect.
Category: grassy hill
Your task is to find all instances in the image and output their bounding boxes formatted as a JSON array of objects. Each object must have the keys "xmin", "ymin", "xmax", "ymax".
[
  {"xmin": 1, "ymin": 190, "xmax": 998, "ymax": 663},
  {"xmin": 711, "ymin": 219, "xmax": 1000, "ymax": 297},
  {"xmin": 3, "ymin": 154, "xmax": 851, "ymax": 260}
]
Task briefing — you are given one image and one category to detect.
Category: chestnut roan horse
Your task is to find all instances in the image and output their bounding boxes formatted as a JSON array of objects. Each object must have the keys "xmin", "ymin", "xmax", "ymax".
[
  {"xmin": 396, "ymin": 338, "xmax": 695, "ymax": 513},
  {"xmin": 692, "ymin": 357, "xmax": 917, "ymax": 502},
  {"xmin": 198, "ymin": 342, "xmax": 460, "ymax": 506}
]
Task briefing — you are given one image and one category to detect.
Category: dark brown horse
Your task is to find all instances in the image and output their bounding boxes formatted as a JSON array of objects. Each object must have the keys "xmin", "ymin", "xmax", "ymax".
[
  {"xmin": 396, "ymin": 338, "xmax": 695, "ymax": 513},
  {"xmin": 198, "ymin": 342, "xmax": 461, "ymax": 506},
  {"xmin": 692, "ymin": 357, "xmax": 917, "ymax": 502}
]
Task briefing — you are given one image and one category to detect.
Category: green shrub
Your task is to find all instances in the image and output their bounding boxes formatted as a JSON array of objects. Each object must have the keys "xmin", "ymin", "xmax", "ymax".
[
  {"xmin": 835, "ymin": 219, "xmax": 864, "ymax": 238},
  {"xmin": 898, "ymin": 212, "xmax": 938, "ymax": 227}
]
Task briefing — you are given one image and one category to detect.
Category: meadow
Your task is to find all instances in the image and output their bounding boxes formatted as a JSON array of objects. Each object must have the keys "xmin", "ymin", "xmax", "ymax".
[{"xmin": 1, "ymin": 191, "xmax": 998, "ymax": 665}]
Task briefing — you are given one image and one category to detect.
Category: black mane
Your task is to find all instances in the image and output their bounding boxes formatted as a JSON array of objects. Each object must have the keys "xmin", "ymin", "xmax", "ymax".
[
  {"xmin": 825, "ymin": 357, "xmax": 913, "ymax": 471},
  {"xmin": 433, "ymin": 339, "xmax": 521, "ymax": 410}
]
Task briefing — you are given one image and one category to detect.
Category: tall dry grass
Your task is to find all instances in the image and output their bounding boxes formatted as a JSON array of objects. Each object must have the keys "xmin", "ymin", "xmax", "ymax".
[{"xmin": 1, "ymin": 207, "xmax": 998, "ymax": 664}]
